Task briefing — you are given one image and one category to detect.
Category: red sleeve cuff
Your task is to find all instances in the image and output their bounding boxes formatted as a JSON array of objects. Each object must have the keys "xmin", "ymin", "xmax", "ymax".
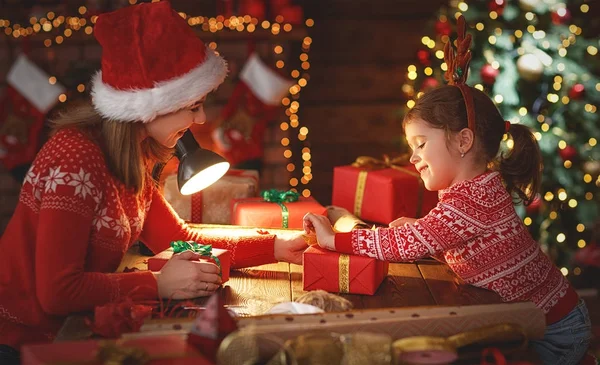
[
  {"xmin": 116, "ymin": 271, "xmax": 159, "ymax": 301},
  {"xmin": 231, "ymin": 234, "xmax": 277, "ymax": 268},
  {"xmin": 335, "ymin": 232, "xmax": 355, "ymax": 254}
]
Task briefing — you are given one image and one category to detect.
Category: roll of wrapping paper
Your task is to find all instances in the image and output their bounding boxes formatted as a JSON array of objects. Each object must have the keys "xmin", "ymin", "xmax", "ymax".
[
  {"xmin": 351, "ymin": 155, "xmax": 425, "ymax": 219},
  {"xmin": 326, "ymin": 205, "xmax": 371, "ymax": 232},
  {"xmin": 392, "ymin": 323, "xmax": 527, "ymax": 365},
  {"xmin": 341, "ymin": 332, "xmax": 393, "ymax": 365},
  {"xmin": 216, "ymin": 329, "xmax": 293, "ymax": 365},
  {"xmin": 285, "ymin": 332, "xmax": 345, "ymax": 365}
]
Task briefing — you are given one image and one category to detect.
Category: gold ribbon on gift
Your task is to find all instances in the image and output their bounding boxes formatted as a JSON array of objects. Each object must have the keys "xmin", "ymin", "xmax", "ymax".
[
  {"xmin": 351, "ymin": 155, "xmax": 424, "ymax": 219},
  {"xmin": 338, "ymin": 254, "xmax": 350, "ymax": 293}
]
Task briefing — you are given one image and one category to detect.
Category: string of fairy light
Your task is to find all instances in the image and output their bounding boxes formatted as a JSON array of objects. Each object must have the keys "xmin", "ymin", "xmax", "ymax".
[
  {"xmin": 0, "ymin": 0, "xmax": 315, "ymax": 196},
  {"xmin": 402, "ymin": 1, "xmax": 599, "ymax": 277}
]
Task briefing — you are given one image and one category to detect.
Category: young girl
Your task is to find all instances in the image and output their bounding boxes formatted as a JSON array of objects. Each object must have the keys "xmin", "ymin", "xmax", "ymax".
[
  {"xmin": 0, "ymin": 2, "xmax": 306, "ymax": 361},
  {"xmin": 304, "ymin": 86, "xmax": 591, "ymax": 364}
]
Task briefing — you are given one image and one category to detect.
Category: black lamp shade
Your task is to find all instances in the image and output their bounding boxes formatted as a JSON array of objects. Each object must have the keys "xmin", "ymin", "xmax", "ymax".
[{"xmin": 175, "ymin": 130, "xmax": 230, "ymax": 195}]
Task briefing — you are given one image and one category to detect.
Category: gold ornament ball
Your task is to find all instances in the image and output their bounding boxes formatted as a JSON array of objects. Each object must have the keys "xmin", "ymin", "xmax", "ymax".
[
  {"xmin": 517, "ymin": 54, "xmax": 544, "ymax": 82},
  {"xmin": 519, "ymin": 0, "xmax": 543, "ymax": 11}
]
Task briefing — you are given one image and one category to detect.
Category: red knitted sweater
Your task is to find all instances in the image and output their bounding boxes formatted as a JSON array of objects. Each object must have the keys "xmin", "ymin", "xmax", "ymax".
[
  {"xmin": 0, "ymin": 129, "xmax": 277, "ymax": 348},
  {"xmin": 336, "ymin": 171, "xmax": 578, "ymax": 324}
]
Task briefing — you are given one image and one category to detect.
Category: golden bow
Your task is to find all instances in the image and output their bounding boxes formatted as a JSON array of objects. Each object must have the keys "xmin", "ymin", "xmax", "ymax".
[{"xmin": 352, "ymin": 155, "xmax": 412, "ymax": 173}]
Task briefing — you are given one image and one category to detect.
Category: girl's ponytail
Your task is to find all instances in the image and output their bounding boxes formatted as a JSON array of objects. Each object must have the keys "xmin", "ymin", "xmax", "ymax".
[{"xmin": 498, "ymin": 123, "xmax": 542, "ymax": 206}]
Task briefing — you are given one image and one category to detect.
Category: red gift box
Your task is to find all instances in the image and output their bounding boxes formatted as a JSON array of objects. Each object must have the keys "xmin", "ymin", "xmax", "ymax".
[
  {"xmin": 148, "ymin": 247, "xmax": 231, "ymax": 283},
  {"xmin": 21, "ymin": 334, "xmax": 210, "ymax": 365},
  {"xmin": 332, "ymin": 162, "xmax": 438, "ymax": 225},
  {"xmin": 231, "ymin": 197, "xmax": 326, "ymax": 229},
  {"xmin": 163, "ymin": 169, "xmax": 259, "ymax": 224},
  {"xmin": 303, "ymin": 246, "xmax": 389, "ymax": 295}
]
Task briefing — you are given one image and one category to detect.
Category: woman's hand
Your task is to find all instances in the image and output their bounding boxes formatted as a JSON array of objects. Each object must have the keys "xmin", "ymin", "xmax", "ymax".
[
  {"xmin": 389, "ymin": 217, "xmax": 417, "ymax": 227},
  {"xmin": 154, "ymin": 250, "xmax": 222, "ymax": 299},
  {"xmin": 274, "ymin": 232, "xmax": 309, "ymax": 265},
  {"xmin": 303, "ymin": 213, "xmax": 336, "ymax": 250}
]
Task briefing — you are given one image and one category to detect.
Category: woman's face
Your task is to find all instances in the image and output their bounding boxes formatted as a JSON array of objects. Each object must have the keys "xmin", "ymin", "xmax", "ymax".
[{"xmin": 144, "ymin": 97, "xmax": 207, "ymax": 148}]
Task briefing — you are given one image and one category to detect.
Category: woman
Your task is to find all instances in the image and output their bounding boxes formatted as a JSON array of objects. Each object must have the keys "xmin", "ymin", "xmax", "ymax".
[{"xmin": 0, "ymin": 1, "xmax": 308, "ymax": 360}]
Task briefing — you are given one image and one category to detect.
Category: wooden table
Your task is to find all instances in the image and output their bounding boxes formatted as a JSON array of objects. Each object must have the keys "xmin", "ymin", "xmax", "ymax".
[
  {"xmin": 57, "ymin": 243, "xmax": 503, "ymax": 341},
  {"xmin": 125, "ymin": 244, "xmax": 503, "ymax": 314}
]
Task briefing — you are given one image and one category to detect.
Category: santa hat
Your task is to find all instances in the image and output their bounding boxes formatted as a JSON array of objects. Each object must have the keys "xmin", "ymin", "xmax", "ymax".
[{"xmin": 91, "ymin": 1, "xmax": 227, "ymax": 123}]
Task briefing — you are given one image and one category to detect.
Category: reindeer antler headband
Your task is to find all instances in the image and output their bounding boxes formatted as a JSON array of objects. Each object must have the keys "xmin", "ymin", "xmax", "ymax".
[{"xmin": 443, "ymin": 15, "xmax": 476, "ymax": 134}]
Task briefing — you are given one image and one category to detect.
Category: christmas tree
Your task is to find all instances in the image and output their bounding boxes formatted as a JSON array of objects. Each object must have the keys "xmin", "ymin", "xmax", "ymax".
[{"xmin": 401, "ymin": 0, "xmax": 600, "ymax": 275}]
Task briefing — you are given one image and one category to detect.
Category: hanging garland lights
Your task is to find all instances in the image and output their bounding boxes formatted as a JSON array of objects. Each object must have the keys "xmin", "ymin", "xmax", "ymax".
[{"xmin": 0, "ymin": 0, "xmax": 315, "ymax": 196}]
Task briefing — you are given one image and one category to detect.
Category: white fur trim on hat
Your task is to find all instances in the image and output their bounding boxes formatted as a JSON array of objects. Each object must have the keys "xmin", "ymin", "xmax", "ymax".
[{"xmin": 91, "ymin": 49, "xmax": 227, "ymax": 123}]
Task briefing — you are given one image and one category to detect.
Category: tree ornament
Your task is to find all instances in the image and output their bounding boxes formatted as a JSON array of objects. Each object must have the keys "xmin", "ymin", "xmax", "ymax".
[
  {"xmin": 517, "ymin": 54, "xmax": 544, "ymax": 82},
  {"xmin": 559, "ymin": 145, "xmax": 577, "ymax": 161},
  {"xmin": 489, "ymin": 0, "xmax": 506, "ymax": 15},
  {"xmin": 435, "ymin": 19, "xmax": 452, "ymax": 36},
  {"xmin": 551, "ymin": 7, "xmax": 571, "ymax": 25},
  {"xmin": 518, "ymin": 0, "xmax": 542, "ymax": 11},
  {"xmin": 568, "ymin": 83, "xmax": 585, "ymax": 100},
  {"xmin": 417, "ymin": 49, "xmax": 431, "ymax": 66},
  {"xmin": 421, "ymin": 77, "xmax": 440, "ymax": 91},
  {"xmin": 480, "ymin": 64, "xmax": 500, "ymax": 85},
  {"xmin": 583, "ymin": 161, "xmax": 600, "ymax": 175},
  {"xmin": 526, "ymin": 195, "xmax": 542, "ymax": 215}
]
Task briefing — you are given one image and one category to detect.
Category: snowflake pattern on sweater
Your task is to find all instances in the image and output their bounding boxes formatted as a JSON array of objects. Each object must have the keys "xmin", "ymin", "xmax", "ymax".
[
  {"xmin": 336, "ymin": 172, "xmax": 571, "ymax": 314},
  {"xmin": 0, "ymin": 128, "xmax": 277, "ymax": 348}
]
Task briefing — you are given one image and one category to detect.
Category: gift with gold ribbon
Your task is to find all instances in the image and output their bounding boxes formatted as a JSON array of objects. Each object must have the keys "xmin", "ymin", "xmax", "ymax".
[
  {"xmin": 231, "ymin": 189, "xmax": 327, "ymax": 229},
  {"xmin": 147, "ymin": 241, "xmax": 231, "ymax": 283},
  {"xmin": 21, "ymin": 334, "xmax": 211, "ymax": 365},
  {"xmin": 302, "ymin": 246, "xmax": 388, "ymax": 295},
  {"xmin": 163, "ymin": 169, "xmax": 259, "ymax": 225},
  {"xmin": 332, "ymin": 155, "xmax": 439, "ymax": 225}
]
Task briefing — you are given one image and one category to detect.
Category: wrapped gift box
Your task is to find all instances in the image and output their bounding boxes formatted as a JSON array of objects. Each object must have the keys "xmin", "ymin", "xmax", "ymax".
[
  {"xmin": 21, "ymin": 334, "xmax": 210, "ymax": 365},
  {"xmin": 148, "ymin": 247, "xmax": 231, "ymax": 283},
  {"xmin": 231, "ymin": 197, "xmax": 327, "ymax": 229},
  {"xmin": 332, "ymin": 164, "xmax": 438, "ymax": 225},
  {"xmin": 303, "ymin": 246, "xmax": 388, "ymax": 295},
  {"xmin": 163, "ymin": 169, "xmax": 258, "ymax": 224}
]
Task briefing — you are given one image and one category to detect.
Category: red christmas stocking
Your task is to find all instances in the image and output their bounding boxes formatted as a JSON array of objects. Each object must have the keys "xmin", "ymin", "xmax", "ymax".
[{"xmin": 1, "ymin": 55, "xmax": 64, "ymax": 180}]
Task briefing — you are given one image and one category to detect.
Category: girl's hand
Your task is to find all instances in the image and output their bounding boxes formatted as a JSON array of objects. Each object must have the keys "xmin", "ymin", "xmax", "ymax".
[
  {"xmin": 274, "ymin": 232, "xmax": 309, "ymax": 265},
  {"xmin": 154, "ymin": 250, "xmax": 222, "ymax": 299},
  {"xmin": 389, "ymin": 217, "xmax": 417, "ymax": 227},
  {"xmin": 303, "ymin": 213, "xmax": 335, "ymax": 250}
]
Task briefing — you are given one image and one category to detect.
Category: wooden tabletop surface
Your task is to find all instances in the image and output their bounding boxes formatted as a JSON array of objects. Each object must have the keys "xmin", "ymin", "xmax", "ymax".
[
  {"xmin": 56, "ymin": 240, "xmax": 503, "ymax": 342},
  {"xmin": 126, "ymin": 244, "xmax": 502, "ymax": 313}
]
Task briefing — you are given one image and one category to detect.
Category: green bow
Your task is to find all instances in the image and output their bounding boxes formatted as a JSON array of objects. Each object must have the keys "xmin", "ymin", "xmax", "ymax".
[
  {"xmin": 170, "ymin": 241, "xmax": 221, "ymax": 276},
  {"xmin": 261, "ymin": 189, "xmax": 299, "ymax": 203},
  {"xmin": 260, "ymin": 189, "xmax": 300, "ymax": 229}
]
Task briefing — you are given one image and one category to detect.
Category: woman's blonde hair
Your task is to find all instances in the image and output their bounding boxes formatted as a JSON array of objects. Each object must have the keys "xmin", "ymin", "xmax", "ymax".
[{"xmin": 50, "ymin": 100, "xmax": 173, "ymax": 195}]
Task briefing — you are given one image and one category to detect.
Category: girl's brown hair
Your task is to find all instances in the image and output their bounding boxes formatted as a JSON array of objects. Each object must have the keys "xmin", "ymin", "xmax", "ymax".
[
  {"xmin": 403, "ymin": 85, "xmax": 541, "ymax": 205},
  {"xmin": 50, "ymin": 100, "xmax": 173, "ymax": 195}
]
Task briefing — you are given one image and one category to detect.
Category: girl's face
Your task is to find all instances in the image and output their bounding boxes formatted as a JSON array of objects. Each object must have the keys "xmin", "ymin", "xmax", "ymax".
[
  {"xmin": 144, "ymin": 98, "xmax": 207, "ymax": 148},
  {"xmin": 405, "ymin": 118, "xmax": 463, "ymax": 191}
]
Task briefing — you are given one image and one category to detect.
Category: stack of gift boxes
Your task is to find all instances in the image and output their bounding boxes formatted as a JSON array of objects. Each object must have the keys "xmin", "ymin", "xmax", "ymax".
[
  {"xmin": 163, "ymin": 156, "xmax": 439, "ymax": 297},
  {"xmin": 303, "ymin": 155, "xmax": 439, "ymax": 296},
  {"xmin": 162, "ymin": 169, "xmax": 327, "ymax": 229}
]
